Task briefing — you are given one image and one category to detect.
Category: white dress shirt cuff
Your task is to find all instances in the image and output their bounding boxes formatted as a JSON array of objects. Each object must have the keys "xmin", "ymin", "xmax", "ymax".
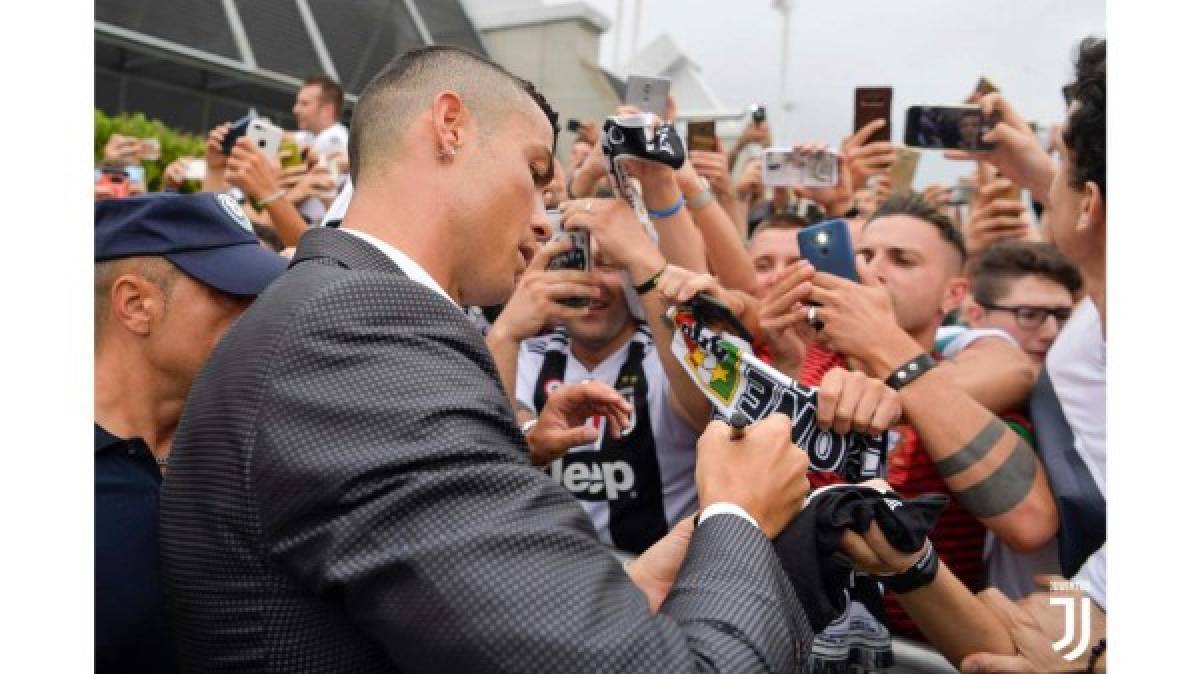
[{"xmin": 697, "ymin": 502, "xmax": 760, "ymax": 530}]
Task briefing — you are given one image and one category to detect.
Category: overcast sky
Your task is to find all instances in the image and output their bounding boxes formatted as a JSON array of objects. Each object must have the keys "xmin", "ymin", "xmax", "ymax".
[{"xmin": 544, "ymin": 0, "xmax": 1105, "ymax": 188}]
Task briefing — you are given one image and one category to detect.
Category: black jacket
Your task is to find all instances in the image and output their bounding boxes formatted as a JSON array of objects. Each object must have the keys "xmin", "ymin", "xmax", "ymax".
[{"xmin": 160, "ymin": 227, "xmax": 813, "ymax": 672}]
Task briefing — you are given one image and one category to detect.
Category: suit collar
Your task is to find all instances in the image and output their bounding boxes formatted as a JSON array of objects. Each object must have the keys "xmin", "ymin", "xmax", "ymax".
[{"xmin": 290, "ymin": 227, "xmax": 401, "ymax": 276}]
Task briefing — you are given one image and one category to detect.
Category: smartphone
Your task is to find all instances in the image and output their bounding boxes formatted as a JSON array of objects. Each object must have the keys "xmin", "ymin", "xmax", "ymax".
[
  {"xmin": 246, "ymin": 118, "xmax": 284, "ymax": 160},
  {"xmin": 687, "ymin": 293, "xmax": 754, "ymax": 343},
  {"xmin": 762, "ymin": 147, "xmax": 838, "ymax": 188},
  {"xmin": 854, "ymin": 87, "xmax": 892, "ymax": 145},
  {"xmin": 567, "ymin": 118, "xmax": 581, "ymax": 133},
  {"xmin": 949, "ymin": 180, "xmax": 976, "ymax": 205},
  {"xmin": 546, "ymin": 229, "xmax": 592, "ymax": 307},
  {"xmin": 624, "ymin": 75, "xmax": 671, "ymax": 119},
  {"xmin": 220, "ymin": 115, "xmax": 254, "ymax": 155},
  {"xmin": 964, "ymin": 76, "xmax": 1003, "ymax": 102},
  {"xmin": 750, "ymin": 104, "xmax": 767, "ymax": 125},
  {"xmin": 889, "ymin": 146, "xmax": 921, "ymax": 195},
  {"xmin": 687, "ymin": 119, "xmax": 718, "ymax": 153},
  {"xmin": 139, "ymin": 137, "xmax": 161, "ymax": 161},
  {"xmin": 904, "ymin": 105, "xmax": 997, "ymax": 150},
  {"xmin": 798, "ymin": 219, "xmax": 859, "ymax": 282},
  {"xmin": 184, "ymin": 158, "xmax": 207, "ymax": 181},
  {"xmin": 123, "ymin": 165, "xmax": 146, "ymax": 184}
]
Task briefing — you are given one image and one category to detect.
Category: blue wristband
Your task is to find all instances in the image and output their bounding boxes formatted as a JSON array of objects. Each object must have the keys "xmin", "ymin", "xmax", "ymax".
[{"xmin": 647, "ymin": 195, "xmax": 685, "ymax": 219}]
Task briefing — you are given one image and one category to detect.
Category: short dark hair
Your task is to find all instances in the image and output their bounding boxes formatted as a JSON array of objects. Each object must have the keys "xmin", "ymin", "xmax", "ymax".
[
  {"xmin": 1062, "ymin": 37, "xmax": 1105, "ymax": 197},
  {"xmin": 867, "ymin": 193, "xmax": 967, "ymax": 265},
  {"xmin": 970, "ymin": 240, "xmax": 1083, "ymax": 305},
  {"xmin": 302, "ymin": 74, "xmax": 345, "ymax": 115},
  {"xmin": 349, "ymin": 46, "xmax": 558, "ymax": 182}
]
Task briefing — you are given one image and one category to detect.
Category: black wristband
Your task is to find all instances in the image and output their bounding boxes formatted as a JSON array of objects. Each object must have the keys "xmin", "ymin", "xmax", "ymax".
[
  {"xmin": 878, "ymin": 543, "xmax": 939, "ymax": 594},
  {"xmin": 634, "ymin": 264, "xmax": 668, "ymax": 295},
  {"xmin": 885, "ymin": 352, "xmax": 937, "ymax": 391},
  {"xmin": 1085, "ymin": 638, "xmax": 1106, "ymax": 674}
]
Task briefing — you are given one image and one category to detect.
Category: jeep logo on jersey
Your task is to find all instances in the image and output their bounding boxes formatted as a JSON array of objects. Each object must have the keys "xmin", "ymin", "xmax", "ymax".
[{"xmin": 549, "ymin": 459, "xmax": 635, "ymax": 500}]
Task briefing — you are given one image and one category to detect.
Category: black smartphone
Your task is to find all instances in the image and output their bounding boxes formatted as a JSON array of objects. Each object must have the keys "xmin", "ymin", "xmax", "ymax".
[
  {"xmin": 546, "ymin": 229, "xmax": 592, "ymax": 307},
  {"xmin": 854, "ymin": 87, "xmax": 892, "ymax": 144},
  {"xmin": 750, "ymin": 104, "xmax": 767, "ymax": 125},
  {"xmin": 687, "ymin": 293, "xmax": 753, "ymax": 343},
  {"xmin": 567, "ymin": 118, "xmax": 581, "ymax": 133},
  {"xmin": 798, "ymin": 219, "xmax": 859, "ymax": 282},
  {"xmin": 220, "ymin": 114, "xmax": 254, "ymax": 155},
  {"xmin": 904, "ymin": 105, "xmax": 997, "ymax": 150}
]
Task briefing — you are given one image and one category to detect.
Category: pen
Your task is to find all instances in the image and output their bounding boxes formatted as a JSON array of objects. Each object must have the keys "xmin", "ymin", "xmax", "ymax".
[{"xmin": 730, "ymin": 412, "xmax": 750, "ymax": 440}]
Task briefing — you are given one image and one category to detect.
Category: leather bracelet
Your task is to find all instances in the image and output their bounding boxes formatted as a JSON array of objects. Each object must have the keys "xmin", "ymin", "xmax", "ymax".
[
  {"xmin": 252, "ymin": 189, "xmax": 287, "ymax": 211},
  {"xmin": 647, "ymin": 195, "xmax": 685, "ymax": 219},
  {"xmin": 885, "ymin": 352, "xmax": 937, "ymax": 391},
  {"xmin": 634, "ymin": 264, "xmax": 668, "ymax": 295},
  {"xmin": 878, "ymin": 542, "xmax": 939, "ymax": 594}
]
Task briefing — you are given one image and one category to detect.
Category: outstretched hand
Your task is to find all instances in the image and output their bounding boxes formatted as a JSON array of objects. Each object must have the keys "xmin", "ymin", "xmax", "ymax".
[{"xmin": 526, "ymin": 381, "xmax": 632, "ymax": 466}]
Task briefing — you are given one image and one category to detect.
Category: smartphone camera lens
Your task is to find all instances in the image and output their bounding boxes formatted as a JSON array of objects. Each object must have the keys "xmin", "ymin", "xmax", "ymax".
[{"xmin": 815, "ymin": 231, "xmax": 830, "ymax": 246}]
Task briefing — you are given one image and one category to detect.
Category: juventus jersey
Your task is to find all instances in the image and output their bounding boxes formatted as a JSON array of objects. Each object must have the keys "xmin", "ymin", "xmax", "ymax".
[{"xmin": 516, "ymin": 324, "xmax": 699, "ymax": 554}]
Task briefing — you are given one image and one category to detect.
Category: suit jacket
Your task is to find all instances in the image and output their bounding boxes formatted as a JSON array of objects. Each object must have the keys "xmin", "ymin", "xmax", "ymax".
[{"xmin": 160, "ymin": 227, "xmax": 813, "ymax": 672}]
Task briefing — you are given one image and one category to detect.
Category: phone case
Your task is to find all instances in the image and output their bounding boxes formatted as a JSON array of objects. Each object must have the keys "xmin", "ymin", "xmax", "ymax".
[
  {"xmin": 687, "ymin": 120, "xmax": 717, "ymax": 153},
  {"xmin": 247, "ymin": 120, "xmax": 284, "ymax": 160},
  {"xmin": 854, "ymin": 87, "xmax": 892, "ymax": 145},
  {"xmin": 625, "ymin": 75, "xmax": 670, "ymax": 118},
  {"xmin": 547, "ymin": 230, "xmax": 592, "ymax": 307},
  {"xmin": 889, "ymin": 146, "xmax": 921, "ymax": 195},
  {"xmin": 798, "ymin": 219, "xmax": 859, "ymax": 282},
  {"xmin": 763, "ymin": 148, "xmax": 838, "ymax": 188}
]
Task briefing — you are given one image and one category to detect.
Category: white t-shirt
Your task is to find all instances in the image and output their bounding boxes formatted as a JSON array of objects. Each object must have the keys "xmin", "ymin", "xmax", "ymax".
[
  {"xmin": 1072, "ymin": 543, "xmax": 1106, "ymax": 610},
  {"xmin": 321, "ymin": 177, "xmax": 353, "ymax": 227},
  {"xmin": 516, "ymin": 326, "xmax": 698, "ymax": 548},
  {"xmin": 296, "ymin": 123, "xmax": 350, "ymax": 224},
  {"xmin": 935, "ymin": 325, "xmax": 1018, "ymax": 358},
  {"xmin": 1046, "ymin": 297, "xmax": 1106, "ymax": 606}
]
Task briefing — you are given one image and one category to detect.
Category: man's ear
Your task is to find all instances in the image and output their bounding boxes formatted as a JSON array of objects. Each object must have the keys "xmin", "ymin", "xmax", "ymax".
[
  {"xmin": 1080, "ymin": 181, "xmax": 1105, "ymax": 235},
  {"xmin": 110, "ymin": 274, "xmax": 163, "ymax": 338},
  {"xmin": 962, "ymin": 294, "xmax": 986, "ymax": 326},
  {"xmin": 431, "ymin": 91, "xmax": 469, "ymax": 158},
  {"xmin": 942, "ymin": 275, "xmax": 969, "ymax": 316}
]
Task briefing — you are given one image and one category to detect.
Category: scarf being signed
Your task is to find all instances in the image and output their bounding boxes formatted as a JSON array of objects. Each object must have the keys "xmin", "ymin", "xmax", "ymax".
[{"xmin": 668, "ymin": 307, "xmax": 887, "ymax": 482}]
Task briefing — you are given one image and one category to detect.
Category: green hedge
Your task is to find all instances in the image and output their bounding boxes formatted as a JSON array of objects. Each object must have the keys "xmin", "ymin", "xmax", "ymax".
[{"xmin": 94, "ymin": 109, "xmax": 207, "ymax": 192}]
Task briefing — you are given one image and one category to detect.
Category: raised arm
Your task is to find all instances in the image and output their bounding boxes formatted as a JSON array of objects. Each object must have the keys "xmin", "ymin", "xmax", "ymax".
[{"xmin": 796, "ymin": 261, "xmax": 1059, "ymax": 552}]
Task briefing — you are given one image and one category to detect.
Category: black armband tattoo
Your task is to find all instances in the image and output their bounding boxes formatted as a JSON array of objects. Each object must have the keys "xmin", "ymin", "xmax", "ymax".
[
  {"xmin": 935, "ymin": 418, "xmax": 1007, "ymax": 478},
  {"xmin": 953, "ymin": 438, "xmax": 1037, "ymax": 519}
]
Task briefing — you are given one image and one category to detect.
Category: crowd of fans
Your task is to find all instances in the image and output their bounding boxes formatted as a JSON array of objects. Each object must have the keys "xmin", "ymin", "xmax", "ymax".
[{"xmin": 95, "ymin": 34, "xmax": 1106, "ymax": 674}]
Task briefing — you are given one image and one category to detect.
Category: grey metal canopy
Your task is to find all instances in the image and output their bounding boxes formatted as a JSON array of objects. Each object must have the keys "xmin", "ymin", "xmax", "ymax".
[{"xmin": 95, "ymin": 0, "xmax": 487, "ymax": 134}]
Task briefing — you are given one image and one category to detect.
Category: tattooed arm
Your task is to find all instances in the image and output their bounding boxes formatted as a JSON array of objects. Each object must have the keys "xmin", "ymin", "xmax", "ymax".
[
  {"xmin": 803, "ymin": 265, "xmax": 1059, "ymax": 552},
  {"xmin": 850, "ymin": 327, "xmax": 1058, "ymax": 552}
]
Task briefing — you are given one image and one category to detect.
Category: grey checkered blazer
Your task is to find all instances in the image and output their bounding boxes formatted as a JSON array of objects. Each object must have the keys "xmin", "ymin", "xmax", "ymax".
[{"xmin": 160, "ymin": 227, "xmax": 813, "ymax": 672}]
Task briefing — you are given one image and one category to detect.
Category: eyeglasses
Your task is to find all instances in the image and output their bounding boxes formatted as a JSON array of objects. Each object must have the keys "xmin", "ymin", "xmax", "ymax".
[{"xmin": 978, "ymin": 302, "xmax": 1073, "ymax": 330}]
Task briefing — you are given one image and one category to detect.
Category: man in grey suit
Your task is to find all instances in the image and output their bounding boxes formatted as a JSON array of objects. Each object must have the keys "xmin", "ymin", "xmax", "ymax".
[{"xmin": 161, "ymin": 46, "xmax": 817, "ymax": 672}]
